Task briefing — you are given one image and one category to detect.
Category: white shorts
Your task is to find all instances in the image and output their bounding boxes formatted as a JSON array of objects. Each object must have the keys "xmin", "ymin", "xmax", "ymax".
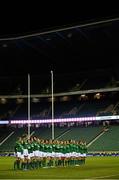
[
  {"xmin": 27, "ymin": 154, "xmax": 31, "ymax": 160},
  {"xmin": 20, "ymin": 154, "xmax": 24, "ymax": 159},
  {"xmin": 34, "ymin": 150, "xmax": 39, "ymax": 157},
  {"xmin": 51, "ymin": 152, "xmax": 56, "ymax": 158},
  {"xmin": 23, "ymin": 149, "xmax": 28, "ymax": 157},
  {"xmin": 16, "ymin": 152, "xmax": 21, "ymax": 158}
]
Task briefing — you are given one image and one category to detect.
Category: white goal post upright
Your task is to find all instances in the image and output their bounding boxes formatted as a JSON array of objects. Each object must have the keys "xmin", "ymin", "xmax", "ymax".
[
  {"xmin": 51, "ymin": 70, "xmax": 55, "ymax": 140},
  {"xmin": 28, "ymin": 73, "xmax": 31, "ymax": 139}
]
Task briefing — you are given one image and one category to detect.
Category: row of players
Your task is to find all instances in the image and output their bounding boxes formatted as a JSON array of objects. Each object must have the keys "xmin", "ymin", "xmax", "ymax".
[{"xmin": 14, "ymin": 135, "xmax": 88, "ymax": 170}]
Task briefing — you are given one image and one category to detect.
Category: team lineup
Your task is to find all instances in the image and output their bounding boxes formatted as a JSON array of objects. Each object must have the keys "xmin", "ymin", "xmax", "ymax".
[{"xmin": 14, "ymin": 134, "xmax": 88, "ymax": 170}]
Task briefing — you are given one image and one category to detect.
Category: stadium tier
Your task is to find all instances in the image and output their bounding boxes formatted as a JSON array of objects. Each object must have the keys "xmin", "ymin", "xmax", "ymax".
[
  {"xmin": 0, "ymin": 95, "xmax": 118, "ymax": 121},
  {"xmin": 0, "ymin": 125, "xmax": 119, "ymax": 152}
]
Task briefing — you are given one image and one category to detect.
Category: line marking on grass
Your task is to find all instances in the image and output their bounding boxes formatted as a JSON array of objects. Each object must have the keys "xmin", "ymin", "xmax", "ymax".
[
  {"xmin": 87, "ymin": 131, "xmax": 105, "ymax": 147},
  {"xmin": 0, "ymin": 131, "xmax": 14, "ymax": 146},
  {"xmin": 55, "ymin": 129, "xmax": 71, "ymax": 140},
  {"xmin": 30, "ymin": 131, "xmax": 35, "ymax": 136},
  {"xmin": 92, "ymin": 173, "xmax": 119, "ymax": 179}
]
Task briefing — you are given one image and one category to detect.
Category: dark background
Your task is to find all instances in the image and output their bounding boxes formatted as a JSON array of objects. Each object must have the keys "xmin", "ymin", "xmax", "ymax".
[{"xmin": 0, "ymin": 4, "xmax": 119, "ymax": 76}]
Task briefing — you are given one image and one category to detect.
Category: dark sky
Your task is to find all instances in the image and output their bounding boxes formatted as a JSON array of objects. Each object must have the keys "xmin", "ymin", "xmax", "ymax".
[
  {"xmin": 0, "ymin": 4, "xmax": 119, "ymax": 76},
  {"xmin": 0, "ymin": 3, "xmax": 119, "ymax": 37}
]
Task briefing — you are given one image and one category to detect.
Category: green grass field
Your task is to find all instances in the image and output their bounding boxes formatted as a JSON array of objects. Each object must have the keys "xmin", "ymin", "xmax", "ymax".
[{"xmin": 0, "ymin": 156, "xmax": 119, "ymax": 179}]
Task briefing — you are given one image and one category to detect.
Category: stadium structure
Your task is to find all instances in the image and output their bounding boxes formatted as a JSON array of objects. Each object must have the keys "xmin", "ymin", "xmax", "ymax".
[
  {"xmin": 0, "ymin": 68, "xmax": 119, "ymax": 155},
  {"xmin": 0, "ymin": 17, "xmax": 119, "ymax": 178}
]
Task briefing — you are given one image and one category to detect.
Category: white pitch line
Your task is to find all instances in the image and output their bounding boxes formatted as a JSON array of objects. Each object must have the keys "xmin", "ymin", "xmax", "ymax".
[
  {"xmin": 30, "ymin": 131, "xmax": 35, "ymax": 136},
  {"xmin": 56, "ymin": 129, "xmax": 71, "ymax": 140},
  {"xmin": 91, "ymin": 173, "xmax": 119, "ymax": 179},
  {"xmin": 87, "ymin": 131, "xmax": 105, "ymax": 147},
  {"xmin": 0, "ymin": 131, "xmax": 14, "ymax": 146}
]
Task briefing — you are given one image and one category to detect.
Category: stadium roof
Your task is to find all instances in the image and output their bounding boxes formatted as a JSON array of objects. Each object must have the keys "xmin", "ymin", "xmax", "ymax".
[{"xmin": 0, "ymin": 9, "xmax": 119, "ymax": 76}]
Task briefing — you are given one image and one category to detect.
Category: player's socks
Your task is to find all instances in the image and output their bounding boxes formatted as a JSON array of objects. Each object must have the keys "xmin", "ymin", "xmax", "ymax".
[
  {"xmin": 36, "ymin": 160, "xmax": 39, "ymax": 168},
  {"xmin": 27, "ymin": 162, "xmax": 30, "ymax": 169},
  {"xmin": 34, "ymin": 160, "xmax": 37, "ymax": 169},
  {"xmin": 53, "ymin": 159, "xmax": 55, "ymax": 167},
  {"xmin": 35, "ymin": 160, "xmax": 39, "ymax": 169},
  {"xmin": 33, "ymin": 160, "xmax": 35, "ymax": 169},
  {"xmin": 55, "ymin": 159, "xmax": 58, "ymax": 167},
  {"xmin": 60, "ymin": 159, "xmax": 63, "ymax": 167},
  {"xmin": 83, "ymin": 158, "xmax": 85, "ymax": 164},
  {"xmin": 24, "ymin": 162, "xmax": 27, "ymax": 170},
  {"xmin": 49, "ymin": 159, "xmax": 51, "ymax": 167},
  {"xmin": 63, "ymin": 160, "xmax": 65, "ymax": 166},
  {"xmin": 64, "ymin": 160, "xmax": 66, "ymax": 167},
  {"xmin": 75, "ymin": 159, "xmax": 77, "ymax": 165},
  {"xmin": 71, "ymin": 159, "xmax": 73, "ymax": 166},
  {"xmin": 43, "ymin": 159, "xmax": 46, "ymax": 167},
  {"xmin": 58, "ymin": 159, "xmax": 61, "ymax": 166},
  {"xmin": 80, "ymin": 158, "xmax": 83, "ymax": 165},
  {"xmin": 46, "ymin": 159, "xmax": 49, "ymax": 167},
  {"xmin": 30, "ymin": 162, "xmax": 33, "ymax": 169},
  {"xmin": 39, "ymin": 160, "xmax": 41, "ymax": 168},
  {"xmin": 78, "ymin": 159, "xmax": 81, "ymax": 165},
  {"xmin": 17, "ymin": 160, "xmax": 20, "ymax": 169},
  {"xmin": 42, "ymin": 159, "xmax": 45, "ymax": 167},
  {"xmin": 32, "ymin": 160, "xmax": 35, "ymax": 168},
  {"xmin": 21, "ymin": 162, "xmax": 25, "ymax": 170},
  {"xmin": 14, "ymin": 160, "xmax": 17, "ymax": 170},
  {"xmin": 44, "ymin": 159, "xmax": 47, "ymax": 167},
  {"xmin": 70, "ymin": 159, "xmax": 72, "ymax": 166},
  {"xmin": 50, "ymin": 159, "xmax": 53, "ymax": 167}
]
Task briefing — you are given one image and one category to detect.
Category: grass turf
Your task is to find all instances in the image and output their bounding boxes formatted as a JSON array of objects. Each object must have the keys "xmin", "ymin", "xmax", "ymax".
[{"xmin": 0, "ymin": 156, "xmax": 119, "ymax": 179}]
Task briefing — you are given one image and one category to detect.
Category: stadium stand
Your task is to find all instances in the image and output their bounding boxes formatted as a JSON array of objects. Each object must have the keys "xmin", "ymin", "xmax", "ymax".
[
  {"xmin": 10, "ymin": 97, "xmax": 119, "ymax": 120},
  {"xmin": 0, "ymin": 124, "xmax": 119, "ymax": 152},
  {"xmin": 0, "ymin": 70, "xmax": 119, "ymax": 154}
]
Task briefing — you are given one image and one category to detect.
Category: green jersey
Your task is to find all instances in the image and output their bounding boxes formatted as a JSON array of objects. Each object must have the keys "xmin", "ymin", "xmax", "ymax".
[
  {"xmin": 80, "ymin": 144, "xmax": 85, "ymax": 154},
  {"xmin": 62, "ymin": 145, "xmax": 67, "ymax": 154},
  {"xmin": 66, "ymin": 144, "xmax": 70, "ymax": 153},
  {"xmin": 59, "ymin": 145, "xmax": 64, "ymax": 154},
  {"xmin": 47, "ymin": 144, "xmax": 52, "ymax": 153},
  {"xmin": 77, "ymin": 144, "xmax": 81, "ymax": 153},
  {"xmin": 82, "ymin": 144, "xmax": 88, "ymax": 153},
  {"xmin": 23, "ymin": 141, "xmax": 28, "ymax": 149},
  {"xmin": 30, "ymin": 143, "xmax": 34, "ymax": 152},
  {"xmin": 69, "ymin": 144, "xmax": 74, "ymax": 152},
  {"xmin": 27, "ymin": 143, "xmax": 32, "ymax": 153},
  {"xmin": 15, "ymin": 141, "xmax": 24, "ymax": 154},
  {"xmin": 55, "ymin": 144, "xmax": 60, "ymax": 153},
  {"xmin": 44, "ymin": 144, "xmax": 49, "ymax": 152},
  {"xmin": 34, "ymin": 142, "xmax": 39, "ymax": 151},
  {"xmin": 52, "ymin": 144, "xmax": 56, "ymax": 152},
  {"xmin": 40, "ymin": 144, "xmax": 45, "ymax": 152}
]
